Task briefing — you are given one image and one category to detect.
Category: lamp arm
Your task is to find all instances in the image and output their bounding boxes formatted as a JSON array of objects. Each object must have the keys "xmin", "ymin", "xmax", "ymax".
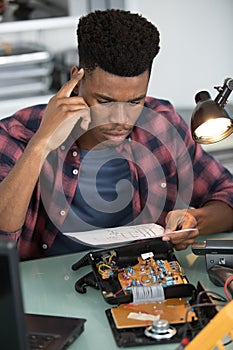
[{"xmin": 214, "ymin": 77, "xmax": 233, "ymax": 108}]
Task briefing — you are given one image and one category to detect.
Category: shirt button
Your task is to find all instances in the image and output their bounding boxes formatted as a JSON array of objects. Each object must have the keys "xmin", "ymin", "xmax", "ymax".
[
  {"xmin": 73, "ymin": 169, "xmax": 79, "ymax": 175},
  {"xmin": 72, "ymin": 151, "xmax": 78, "ymax": 157},
  {"xmin": 161, "ymin": 182, "xmax": 166, "ymax": 188},
  {"xmin": 60, "ymin": 145, "xmax": 66, "ymax": 151},
  {"xmin": 60, "ymin": 210, "xmax": 66, "ymax": 216},
  {"xmin": 42, "ymin": 243, "xmax": 48, "ymax": 250}
]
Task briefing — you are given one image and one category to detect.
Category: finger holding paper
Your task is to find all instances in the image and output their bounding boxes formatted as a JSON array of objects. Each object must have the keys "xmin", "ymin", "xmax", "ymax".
[{"xmin": 162, "ymin": 209, "xmax": 199, "ymax": 250}]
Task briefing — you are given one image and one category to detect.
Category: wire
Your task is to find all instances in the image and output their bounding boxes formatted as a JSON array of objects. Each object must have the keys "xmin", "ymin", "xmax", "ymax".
[
  {"xmin": 114, "ymin": 287, "xmax": 124, "ymax": 296},
  {"xmin": 195, "ymin": 290, "xmax": 227, "ymax": 328},
  {"xmin": 196, "ymin": 290, "xmax": 228, "ymax": 304},
  {"xmin": 224, "ymin": 276, "xmax": 233, "ymax": 301},
  {"xmin": 174, "ymin": 337, "xmax": 190, "ymax": 350},
  {"xmin": 97, "ymin": 263, "xmax": 111, "ymax": 273},
  {"xmin": 223, "ymin": 339, "xmax": 233, "ymax": 347},
  {"xmin": 182, "ymin": 302, "xmax": 225, "ymax": 340},
  {"xmin": 123, "ymin": 304, "xmax": 152, "ymax": 315},
  {"xmin": 196, "ymin": 290, "xmax": 228, "ymax": 328},
  {"xmin": 182, "ymin": 290, "xmax": 229, "ymax": 347}
]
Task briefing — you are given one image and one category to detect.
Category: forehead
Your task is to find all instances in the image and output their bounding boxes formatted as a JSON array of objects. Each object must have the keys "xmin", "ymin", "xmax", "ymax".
[{"xmin": 83, "ymin": 67, "xmax": 149, "ymax": 101}]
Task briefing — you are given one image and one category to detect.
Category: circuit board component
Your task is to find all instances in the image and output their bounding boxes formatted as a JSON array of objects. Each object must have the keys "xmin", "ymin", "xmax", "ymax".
[{"xmin": 96, "ymin": 250, "xmax": 188, "ymax": 297}]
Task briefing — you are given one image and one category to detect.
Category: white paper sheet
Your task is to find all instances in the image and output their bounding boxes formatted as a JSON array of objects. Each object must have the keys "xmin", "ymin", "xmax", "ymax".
[{"xmin": 64, "ymin": 223, "xmax": 165, "ymax": 246}]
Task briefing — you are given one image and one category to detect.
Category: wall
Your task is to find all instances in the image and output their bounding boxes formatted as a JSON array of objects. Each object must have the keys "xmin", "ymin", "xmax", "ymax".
[
  {"xmin": 1, "ymin": 1, "xmax": 233, "ymax": 116},
  {"xmin": 0, "ymin": 0, "xmax": 232, "ymax": 152},
  {"xmin": 125, "ymin": 0, "xmax": 233, "ymax": 109}
]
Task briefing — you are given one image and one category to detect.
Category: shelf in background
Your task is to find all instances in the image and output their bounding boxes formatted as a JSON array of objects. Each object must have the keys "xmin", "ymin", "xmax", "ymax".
[{"xmin": 0, "ymin": 16, "xmax": 77, "ymax": 33}]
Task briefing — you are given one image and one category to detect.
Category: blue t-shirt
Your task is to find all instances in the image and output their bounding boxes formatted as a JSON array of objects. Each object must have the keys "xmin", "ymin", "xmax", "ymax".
[{"xmin": 47, "ymin": 148, "xmax": 133, "ymax": 256}]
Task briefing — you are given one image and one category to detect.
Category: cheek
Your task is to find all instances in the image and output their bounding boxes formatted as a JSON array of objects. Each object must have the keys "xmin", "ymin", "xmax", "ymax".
[
  {"xmin": 89, "ymin": 107, "xmax": 108, "ymax": 127},
  {"xmin": 124, "ymin": 104, "xmax": 144, "ymax": 126},
  {"xmin": 130, "ymin": 104, "xmax": 144, "ymax": 119},
  {"xmin": 89, "ymin": 105, "xmax": 116, "ymax": 127}
]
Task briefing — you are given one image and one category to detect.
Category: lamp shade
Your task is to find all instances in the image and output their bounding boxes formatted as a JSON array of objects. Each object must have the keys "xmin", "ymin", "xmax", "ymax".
[{"xmin": 191, "ymin": 88, "xmax": 233, "ymax": 144}]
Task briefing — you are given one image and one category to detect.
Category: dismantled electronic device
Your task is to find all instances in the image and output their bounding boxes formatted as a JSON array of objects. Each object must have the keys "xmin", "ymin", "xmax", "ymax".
[
  {"xmin": 72, "ymin": 238, "xmax": 220, "ymax": 347},
  {"xmin": 72, "ymin": 238, "xmax": 195, "ymax": 304}
]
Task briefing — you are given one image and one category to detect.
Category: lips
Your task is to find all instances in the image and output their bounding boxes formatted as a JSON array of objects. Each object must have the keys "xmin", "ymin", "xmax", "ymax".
[
  {"xmin": 103, "ymin": 130, "xmax": 131, "ymax": 141},
  {"xmin": 105, "ymin": 131, "xmax": 129, "ymax": 136}
]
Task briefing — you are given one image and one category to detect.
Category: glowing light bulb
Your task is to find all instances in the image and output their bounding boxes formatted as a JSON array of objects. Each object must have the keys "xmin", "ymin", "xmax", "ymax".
[{"xmin": 194, "ymin": 118, "xmax": 232, "ymax": 143}]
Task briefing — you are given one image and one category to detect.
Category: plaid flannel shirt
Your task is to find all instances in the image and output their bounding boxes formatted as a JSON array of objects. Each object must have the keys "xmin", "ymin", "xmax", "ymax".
[{"xmin": 0, "ymin": 97, "xmax": 232, "ymax": 260}]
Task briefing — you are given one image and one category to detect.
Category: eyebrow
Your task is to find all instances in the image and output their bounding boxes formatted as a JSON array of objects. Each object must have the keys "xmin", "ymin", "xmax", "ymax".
[{"xmin": 94, "ymin": 93, "xmax": 146, "ymax": 103}]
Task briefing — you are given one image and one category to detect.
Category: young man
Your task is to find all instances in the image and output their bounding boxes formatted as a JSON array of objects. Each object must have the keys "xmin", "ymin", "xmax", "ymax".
[{"xmin": 0, "ymin": 9, "xmax": 232, "ymax": 260}]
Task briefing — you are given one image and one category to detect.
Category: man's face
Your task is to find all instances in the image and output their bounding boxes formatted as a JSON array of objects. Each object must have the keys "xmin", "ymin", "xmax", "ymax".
[{"xmin": 73, "ymin": 66, "xmax": 149, "ymax": 149}]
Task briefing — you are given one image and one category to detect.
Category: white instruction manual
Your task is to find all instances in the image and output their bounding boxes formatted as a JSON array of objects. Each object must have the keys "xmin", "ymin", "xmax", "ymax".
[{"xmin": 64, "ymin": 223, "xmax": 165, "ymax": 246}]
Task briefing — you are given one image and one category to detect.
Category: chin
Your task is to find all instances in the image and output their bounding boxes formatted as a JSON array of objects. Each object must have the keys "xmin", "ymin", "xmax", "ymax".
[{"xmin": 97, "ymin": 139, "xmax": 126, "ymax": 149}]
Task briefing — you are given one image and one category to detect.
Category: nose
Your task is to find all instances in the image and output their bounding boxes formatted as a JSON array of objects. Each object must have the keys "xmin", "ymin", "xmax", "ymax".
[{"xmin": 108, "ymin": 102, "xmax": 128, "ymax": 124}]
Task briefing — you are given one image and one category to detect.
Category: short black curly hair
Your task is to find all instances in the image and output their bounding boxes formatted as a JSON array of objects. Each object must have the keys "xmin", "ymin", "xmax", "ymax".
[{"xmin": 77, "ymin": 9, "xmax": 160, "ymax": 77}]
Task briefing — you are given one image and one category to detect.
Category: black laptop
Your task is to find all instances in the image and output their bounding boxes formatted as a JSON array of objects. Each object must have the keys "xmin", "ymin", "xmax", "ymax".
[{"xmin": 0, "ymin": 240, "xmax": 86, "ymax": 350}]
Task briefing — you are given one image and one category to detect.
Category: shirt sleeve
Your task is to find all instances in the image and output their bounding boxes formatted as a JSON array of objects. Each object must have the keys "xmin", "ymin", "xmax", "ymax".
[
  {"xmin": 189, "ymin": 142, "xmax": 233, "ymax": 208},
  {"xmin": 0, "ymin": 107, "xmax": 38, "ymax": 181},
  {"xmin": 144, "ymin": 97, "xmax": 233, "ymax": 212},
  {"xmin": 172, "ymin": 107, "xmax": 233, "ymax": 209}
]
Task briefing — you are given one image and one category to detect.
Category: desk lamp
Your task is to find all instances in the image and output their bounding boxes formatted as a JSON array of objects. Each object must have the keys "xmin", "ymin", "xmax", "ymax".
[
  {"xmin": 191, "ymin": 77, "xmax": 233, "ymax": 144},
  {"xmin": 188, "ymin": 80, "xmax": 233, "ymax": 350},
  {"xmin": 191, "ymin": 77, "xmax": 233, "ymax": 293}
]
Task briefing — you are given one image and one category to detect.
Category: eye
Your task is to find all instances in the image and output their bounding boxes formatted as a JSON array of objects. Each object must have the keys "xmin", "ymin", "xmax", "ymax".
[
  {"xmin": 130, "ymin": 100, "xmax": 141, "ymax": 105},
  {"xmin": 97, "ymin": 99, "xmax": 110, "ymax": 104},
  {"xmin": 97, "ymin": 99, "xmax": 114, "ymax": 107}
]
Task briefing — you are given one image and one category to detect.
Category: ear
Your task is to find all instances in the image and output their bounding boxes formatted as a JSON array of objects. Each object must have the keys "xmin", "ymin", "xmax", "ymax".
[{"xmin": 70, "ymin": 66, "xmax": 82, "ymax": 95}]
